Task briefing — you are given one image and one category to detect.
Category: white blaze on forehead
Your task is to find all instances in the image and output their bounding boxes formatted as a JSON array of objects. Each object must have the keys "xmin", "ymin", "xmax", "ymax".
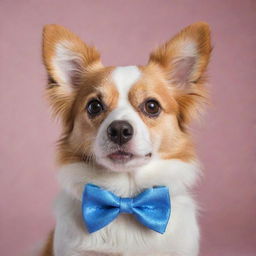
[{"xmin": 111, "ymin": 66, "xmax": 141, "ymax": 106}]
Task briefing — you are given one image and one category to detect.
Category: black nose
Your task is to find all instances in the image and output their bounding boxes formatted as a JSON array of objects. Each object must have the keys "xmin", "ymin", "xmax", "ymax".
[{"xmin": 107, "ymin": 120, "xmax": 134, "ymax": 145}]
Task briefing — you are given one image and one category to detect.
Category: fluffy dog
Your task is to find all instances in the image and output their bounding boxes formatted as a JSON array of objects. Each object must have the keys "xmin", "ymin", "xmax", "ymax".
[{"xmin": 41, "ymin": 22, "xmax": 211, "ymax": 256}]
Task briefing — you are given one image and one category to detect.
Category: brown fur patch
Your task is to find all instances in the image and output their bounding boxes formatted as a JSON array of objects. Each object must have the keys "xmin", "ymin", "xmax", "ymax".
[
  {"xmin": 56, "ymin": 66, "xmax": 118, "ymax": 165},
  {"xmin": 149, "ymin": 22, "xmax": 211, "ymax": 130},
  {"xmin": 128, "ymin": 64, "xmax": 196, "ymax": 162}
]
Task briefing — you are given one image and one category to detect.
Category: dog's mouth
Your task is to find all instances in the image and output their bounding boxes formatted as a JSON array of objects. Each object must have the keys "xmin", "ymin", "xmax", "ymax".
[{"xmin": 107, "ymin": 150, "xmax": 152, "ymax": 164}]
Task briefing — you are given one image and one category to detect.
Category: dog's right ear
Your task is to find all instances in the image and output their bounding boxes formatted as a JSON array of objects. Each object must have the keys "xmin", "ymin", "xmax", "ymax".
[
  {"xmin": 42, "ymin": 24, "xmax": 102, "ymax": 117},
  {"xmin": 149, "ymin": 22, "xmax": 211, "ymax": 128}
]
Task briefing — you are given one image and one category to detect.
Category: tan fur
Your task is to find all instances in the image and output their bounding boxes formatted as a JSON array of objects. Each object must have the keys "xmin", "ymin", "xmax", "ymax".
[
  {"xmin": 40, "ymin": 231, "xmax": 54, "ymax": 256},
  {"xmin": 42, "ymin": 25, "xmax": 119, "ymax": 165},
  {"xmin": 43, "ymin": 24, "xmax": 102, "ymax": 85},
  {"xmin": 43, "ymin": 24, "xmax": 103, "ymax": 132},
  {"xmin": 149, "ymin": 22, "xmax": 211, "ymax": 128},
  {"xmin": 149, "ymin": 22, "xmax": 211, "ymax": 82},
  {"xmin": 127, "ymin": 64, "xmax": 196, "ymax": 162},
  {"xmin": 56, "ymin": 67, "xmax": 118, "ymax": 165}
]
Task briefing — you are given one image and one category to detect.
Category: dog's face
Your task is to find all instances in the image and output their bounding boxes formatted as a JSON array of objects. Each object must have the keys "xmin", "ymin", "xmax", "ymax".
[{"xmin": 42, "ymin": 23, "xmax": 211, "ymax": 172}]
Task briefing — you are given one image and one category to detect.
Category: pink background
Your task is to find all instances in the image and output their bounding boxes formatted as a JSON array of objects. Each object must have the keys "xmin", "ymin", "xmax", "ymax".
[{"xmin": 0, "ymin": 1, "xmax": 255, "ymax": 255}]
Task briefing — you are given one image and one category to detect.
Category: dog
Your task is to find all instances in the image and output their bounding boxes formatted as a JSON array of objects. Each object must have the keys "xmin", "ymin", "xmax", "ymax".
[{"xmin": 40, "ymin": 22, "xmax": 211, "ymax": 256}]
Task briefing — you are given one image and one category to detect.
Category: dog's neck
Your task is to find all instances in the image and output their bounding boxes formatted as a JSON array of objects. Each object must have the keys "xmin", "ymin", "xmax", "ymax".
[{"xmin": 57, "ymin": 158, "xmax": 200, "ymax": 201}]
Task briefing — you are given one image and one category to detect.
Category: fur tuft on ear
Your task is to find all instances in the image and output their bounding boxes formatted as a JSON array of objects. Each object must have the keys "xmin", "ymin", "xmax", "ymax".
[
  {"xmin": 42, "ymin": 24, "xmax": 102, "ymax": 121},
  {"xmin": 43, "ymin": 24, "xmax": 101, "ymax": 90},
  {"xmin": 149, "ymin": 22, "xmax": 212, "ymax": 128}
]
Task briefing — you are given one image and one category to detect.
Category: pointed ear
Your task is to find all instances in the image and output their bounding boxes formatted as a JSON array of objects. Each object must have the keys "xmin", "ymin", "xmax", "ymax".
[
  {"xmin": 149, "ymin": 22, "xmax": 212, "ymax": 127},
  {"xmin": 149, "ymin": 22, "xmax": 211, "ymax": 85},
  {"xmin": 42, "ymin": 24, "xmax": 102, "ymax": 91},
  {"xmin": 42, "ymin": 24, "xmax": 102, "ymax": 120}
]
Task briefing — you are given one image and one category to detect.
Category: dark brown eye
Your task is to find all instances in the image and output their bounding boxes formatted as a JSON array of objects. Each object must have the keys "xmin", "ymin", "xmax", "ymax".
[
  {"xmin": 87, "ymin": 99, "xmax": 104, "ymax": 117},
  {"xmin": 143, "ymin": 99, "xmax": 161, "ymax": 117}
]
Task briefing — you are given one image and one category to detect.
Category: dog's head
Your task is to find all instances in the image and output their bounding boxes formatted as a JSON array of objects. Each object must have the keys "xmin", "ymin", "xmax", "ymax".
[{"xmin": 42, "ymin": 23, "xmax": 211, "ymax": 172}]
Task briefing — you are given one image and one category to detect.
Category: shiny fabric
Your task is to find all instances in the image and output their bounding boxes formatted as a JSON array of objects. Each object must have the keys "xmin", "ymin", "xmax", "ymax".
[{"xmin": 82, "ymin": 183, "xmax": 171, "ymax": 234}]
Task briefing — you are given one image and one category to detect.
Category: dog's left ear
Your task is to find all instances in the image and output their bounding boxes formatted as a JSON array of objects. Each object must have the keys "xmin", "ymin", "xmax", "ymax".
[
  {"xmin": 43, "ymin": 24, "xmax": 102, "ymax": 91},
  {"xmin": 42, "ymin": 24, "xmax": 102, "ymax": 120},
  {"xmin": 149, "ymin": 22, "xmax": 212, "ymax": 127}
]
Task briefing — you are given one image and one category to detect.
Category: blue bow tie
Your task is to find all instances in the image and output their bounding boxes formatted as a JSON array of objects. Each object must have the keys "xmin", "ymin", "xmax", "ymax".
[{"xmin": 82, "ymin": 184, "xmax": 171, "ymax": 234}]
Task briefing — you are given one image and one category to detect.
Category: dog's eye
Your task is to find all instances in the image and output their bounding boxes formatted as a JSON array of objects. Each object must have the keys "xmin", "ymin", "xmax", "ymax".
[
  {"xmin": 87, "ymin": 99, "xmax": 104, "ymax": 117},
  {"xmin": 142, "ymin": 99, "xmax": 161, "ymax": 117}
]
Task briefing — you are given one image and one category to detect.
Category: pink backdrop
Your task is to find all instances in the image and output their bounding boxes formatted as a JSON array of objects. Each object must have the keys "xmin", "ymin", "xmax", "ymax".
[{"xmin": 0, "ymin": 1, "xmax": 255, "ymax": 255}]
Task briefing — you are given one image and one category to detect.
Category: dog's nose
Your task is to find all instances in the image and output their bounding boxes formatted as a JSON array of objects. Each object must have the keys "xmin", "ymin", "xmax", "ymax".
[{"xmin": 107, "ymin": 120, "xmax": 134, "ymax": 145}]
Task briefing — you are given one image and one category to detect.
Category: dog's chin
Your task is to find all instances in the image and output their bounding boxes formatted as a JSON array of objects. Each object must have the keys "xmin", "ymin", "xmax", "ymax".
[{"xmin": 95, "ymin": 150, "xmax": 152, "ymax": 172}]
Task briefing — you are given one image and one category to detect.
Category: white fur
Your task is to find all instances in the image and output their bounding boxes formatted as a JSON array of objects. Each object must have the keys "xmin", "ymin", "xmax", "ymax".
[
  {"xmin": 54, "ymin": 159, "xmax": 200, "ymax": 256},
  {"xmin": 53, "ymin": 41, "xmax": 82, "ymax": 90},
  {"xmin": 179, "ymin": 40, "xmax": 197, "ymax": 57},
  {"xmin": 112, "ymin": 66, "xmax": 141, "ymax": 106},
  {"xmin": 94, "ymin": 66, "xmax": 152, "ymax": 172}
]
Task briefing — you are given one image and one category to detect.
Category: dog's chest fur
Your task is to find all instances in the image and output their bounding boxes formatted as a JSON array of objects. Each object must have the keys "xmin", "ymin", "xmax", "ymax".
[{"xmin": 53, "ymin": 159, "xmax": 200, "ymax": 256}]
